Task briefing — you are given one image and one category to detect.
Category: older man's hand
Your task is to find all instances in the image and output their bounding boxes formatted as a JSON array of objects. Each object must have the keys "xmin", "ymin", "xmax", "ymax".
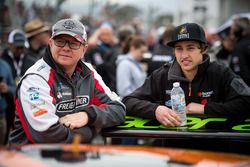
[{"xmin": 59, "ymin": 112, "xmax": 89, "ymax": 129}]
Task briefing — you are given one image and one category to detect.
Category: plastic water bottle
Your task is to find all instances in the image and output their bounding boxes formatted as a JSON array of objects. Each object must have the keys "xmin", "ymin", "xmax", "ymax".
[{"xmin": 171, "ymin": 82, "xmax": 187, "ymax": 126}]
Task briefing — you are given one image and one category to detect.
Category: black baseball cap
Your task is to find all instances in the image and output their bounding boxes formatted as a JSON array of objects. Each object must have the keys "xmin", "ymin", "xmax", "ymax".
[{"xmin": 167, "ymin": 23, "xmax": 207, "ymax": 47}]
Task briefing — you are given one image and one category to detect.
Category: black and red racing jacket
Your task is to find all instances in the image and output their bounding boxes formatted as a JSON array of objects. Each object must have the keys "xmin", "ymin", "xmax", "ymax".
[{"xmin": 10, "ymin": 47, "xmax": 126, "ymax": 144}]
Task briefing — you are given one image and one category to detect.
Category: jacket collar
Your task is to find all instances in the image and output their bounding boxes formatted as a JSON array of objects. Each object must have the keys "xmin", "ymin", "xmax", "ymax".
[
  {"xmin": 168, "ymin": 54, "xmax": 210, "ymax": 82},
  {"xmin": 43, "ymin": 46, "xmax": 92, "ymax": 78}
]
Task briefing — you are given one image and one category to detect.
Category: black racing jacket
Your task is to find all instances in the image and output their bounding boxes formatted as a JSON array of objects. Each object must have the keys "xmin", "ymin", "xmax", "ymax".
[
  {"xmin": 10, "ymin": 46, "xmax": 126, "ymax": 144},
  {"xmin": 123, "ymin": 55, "xmax": 250, "ymax": 119}
]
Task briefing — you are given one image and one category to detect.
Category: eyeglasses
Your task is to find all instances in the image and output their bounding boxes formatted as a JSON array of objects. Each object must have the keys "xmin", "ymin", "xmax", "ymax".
[{"xmin": 53, "ymin": 38, "xmax": 82, "ymax": 50}]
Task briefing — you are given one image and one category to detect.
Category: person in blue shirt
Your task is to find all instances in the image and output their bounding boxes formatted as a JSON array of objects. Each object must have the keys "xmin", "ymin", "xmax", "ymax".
[
  {"xmin": 116, "ymin": 35, "xmax": 147, "ymax": 98},
  {"xmin": 0, "ymin": 58, "xmax": 16, "ymax": 144}
]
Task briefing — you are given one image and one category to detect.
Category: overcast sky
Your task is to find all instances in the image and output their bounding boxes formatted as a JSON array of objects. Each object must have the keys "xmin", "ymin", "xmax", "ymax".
[
  {"xmin": 64, "ymin": 0, "xmax": 178, "ymax": 15},
  {"xmin": 22, "ymin": 0, "xmax": 180, "ymax": 16}
]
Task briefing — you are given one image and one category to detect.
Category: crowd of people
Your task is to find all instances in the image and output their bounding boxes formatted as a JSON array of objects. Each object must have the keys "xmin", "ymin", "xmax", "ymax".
[{"xmin": 0, "ymin": 15, "xmax": 250, "ymax": 145}]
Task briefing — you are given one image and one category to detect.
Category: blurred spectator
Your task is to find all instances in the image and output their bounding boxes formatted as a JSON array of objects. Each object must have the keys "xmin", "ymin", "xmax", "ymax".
[
  {"xmin": 103, "ymin": 25, "xmax": 135, "ymax": 92},
  {"xmin": 84, "ymin": 23, "xmax": 117, "ymax": 91},
  {"xmin": 88, "ymin": 22, "xmax": 117, "ymax": 46},
  {"xmin": 210, "ymin": 27, "xmax": 235, "ymax": 67},
  {"xmin": 116, "ymin": 35, "xmax": 147, "ymax": 145},
  {"xmin": 114, "ymin": 25, "xmax": 135, "ymax": 57},
  {"xmin": 131, "ymin": 17, "xmax": 144, "ymax": 36},
  {"xmin": 229, "ymin": 17, "xmax": 250, "ymax": 86},
  {"xmin": 0, "ymin": 58, "xmax": 16, "ymax": 145},
  {"xmin": 147, "ymin": 24, "xmax": 175, "ymax": 75},
  {"xmin": 107, "ymin": 26, "xmax": 135, "ymax": 144},
  {"xmin": 1, "ymin": 29, "xmax": 35, "ymax": 84},
  {"xmin": 24, "ymin": 18, "xmax": 50, "ymax": 61},
  {"xmin": 1, "ymin": 29, "xmax": 32, "ymax": 144},
  {"xmin": 116, "ymin": 35, "xmax": 147, "ymax": 98}
]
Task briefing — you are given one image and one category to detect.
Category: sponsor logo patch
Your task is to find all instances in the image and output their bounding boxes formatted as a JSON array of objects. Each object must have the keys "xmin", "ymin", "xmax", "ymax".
[
  {"xmin": 57, "ymin": 92, "xmax": 63, "ymax": 99},
  {"xmin": 62, "ymin": 92, "xmax": 72, "ymax": 96},
  {"xmin": 33, "ymin": 108, "xmax": 48, "ymax": 117},
  {"xmin": 178, "ymin": 26, "xmax": 189, "ymax": 40},
  {"xmin": 63, "ymin": 20, "xmax": 76, "ymax": 30},
  {"xmin": 27, "ymin": 87, "xmax": 40, "ymax": 101},
  {"xmin": 30, "ymin": 100, "xmax": 46, "ymax": 109},
  {"xmin": 37, "ymin": 65, "xmax": 46, "ymax": 71},
  {"xmin": 57, "ymin": 82, "xmax": 72, "ymax": 99},
  {"xmin": 198, "ymin": 90, "xmax": 213, "ymax": 98},
  {"xmin": 29, "ymin": 92, "xmax": 39, "ymax": 100},
  {"xmin": 27, "ymin": 87, "xmax": 39, "ymax": 92},
  {"xmin": 179, "ymin": 26, "xmax": 188, "ymax": 34},
  {"xmin": 56, "ymin": 96, "xmax": 89, "ymax": 112}
]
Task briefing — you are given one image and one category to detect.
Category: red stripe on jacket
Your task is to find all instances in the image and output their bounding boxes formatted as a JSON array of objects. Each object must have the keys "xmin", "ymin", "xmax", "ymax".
[
  {"xmin": 47, "ymin": 69, "xmax": 56, "ymax": 105},
  {"xmin": 89, "ymin": 96, "xmax": 107, "ymax": 108},
  {"xmin": 90, "ymin": 95, "xmax": 102, "ymax": 106},
  {"xmin": 15, "ymin": 97, "xmax": 35, "ymax": 143},
  {"xmin": 92, "ymin": 71, "xmax": 104, "ymax": 93},
  {"xmin": 89, "ymin": 71, "xmax": 107, "ymax": 108}
]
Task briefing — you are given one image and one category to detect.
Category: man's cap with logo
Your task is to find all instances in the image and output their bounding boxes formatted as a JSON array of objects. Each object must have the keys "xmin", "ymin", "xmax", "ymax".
[
  {"xmin": 167, "ymin": 23, "xmax": 207, "ymax": 47},
  {"xmin": 24, "ymin": 19, "xmax": 50, "ymax": 39},
  {"xmin": 8, "ymin": 29, "xmax": 27, "ymax": 47},
  {"xmin": 51, "ymin": 18, "xmax": 87, "ymax": 43}
]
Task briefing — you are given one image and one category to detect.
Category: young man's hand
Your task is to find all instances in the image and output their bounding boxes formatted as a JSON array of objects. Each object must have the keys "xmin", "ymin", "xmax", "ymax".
[
  {"xmin": 155, "ymin": 105, "xmax": 182, "ymax": 126},
  {"xmin": 186, "ymin": 103, "xmax": 204, "ymax": 114},
  {"xmin": 59, "ymin": 112, "xmax": 89, "ymax": 129}
]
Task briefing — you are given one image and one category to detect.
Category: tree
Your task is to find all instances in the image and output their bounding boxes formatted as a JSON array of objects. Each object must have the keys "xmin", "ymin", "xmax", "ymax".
[
  {"xmin": 113, "ymin": 5, "xmax": 141, "ymax": 25},
  {"xmin": 101, "ymin": 2, "xmax": 141, "ymax": 27},
  {"xmin": 154, "ymin": 14, "xmax": 173, "ymax": 28}
]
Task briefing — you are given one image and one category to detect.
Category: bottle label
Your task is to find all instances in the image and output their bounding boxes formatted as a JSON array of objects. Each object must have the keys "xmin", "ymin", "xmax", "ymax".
[{"xmin": 171, "ymin": 95, "xmax": 186, "ymax": 113}]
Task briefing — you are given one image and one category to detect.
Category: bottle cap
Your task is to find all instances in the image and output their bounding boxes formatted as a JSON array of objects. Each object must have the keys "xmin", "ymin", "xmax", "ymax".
[{"xmin": 173, "ymin": 82, "xmax": 180, "ymax": 87}]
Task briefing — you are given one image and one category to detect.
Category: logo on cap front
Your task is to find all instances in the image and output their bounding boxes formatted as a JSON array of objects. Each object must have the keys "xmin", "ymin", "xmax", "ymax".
[
  {"xmin": 63, "ymin": 20, "xmax": 76, "ymax": 30},
  {"xmin": 178, "ymin": 26, "xmax": 189, "ymax": 40},
  {"xmin": 179, "ymin": 26, "xmax": 187, "ymax": 34}
]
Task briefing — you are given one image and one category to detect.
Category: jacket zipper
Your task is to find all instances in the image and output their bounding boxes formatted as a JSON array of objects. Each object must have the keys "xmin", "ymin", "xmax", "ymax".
[{"xmin": 188, "ymin": 82, "xmax": 192, "ymax": 96}]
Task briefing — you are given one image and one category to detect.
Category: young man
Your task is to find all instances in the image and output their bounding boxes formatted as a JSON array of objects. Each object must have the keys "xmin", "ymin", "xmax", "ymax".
[
  {"xmin": 122, "ymin": 23, "xmax": 250, "ymax": 127},
  {"xmin": 10, "ymin": 18, "xmax": 126, "ymax": 144}
]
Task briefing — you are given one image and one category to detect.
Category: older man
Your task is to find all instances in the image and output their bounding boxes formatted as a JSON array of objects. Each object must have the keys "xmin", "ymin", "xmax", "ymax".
[{"xmin": 10, "ymin": 18, "xmax": 126, "ymax": 144}]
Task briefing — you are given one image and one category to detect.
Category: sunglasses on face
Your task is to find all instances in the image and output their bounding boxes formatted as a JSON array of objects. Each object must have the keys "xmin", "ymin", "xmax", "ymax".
[{"xmin": 53, "ymin": 38, "xmax": 83, "ymax": 50}]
